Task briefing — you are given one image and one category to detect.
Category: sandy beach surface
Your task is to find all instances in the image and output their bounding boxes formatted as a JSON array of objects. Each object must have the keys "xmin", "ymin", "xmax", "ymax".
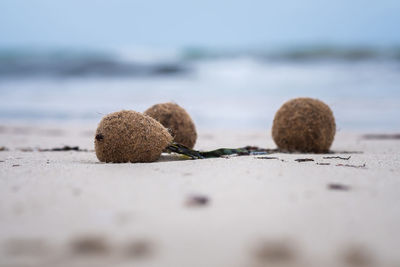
[{"xmin": 0, "ymin": 123, "xmax": 399, "ymax": 267}]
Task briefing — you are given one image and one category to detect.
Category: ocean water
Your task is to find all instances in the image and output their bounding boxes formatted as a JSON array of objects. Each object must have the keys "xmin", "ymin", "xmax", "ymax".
[{"xmin": 0, "ymin": 47, "xmax": 399, "ymax": 131}]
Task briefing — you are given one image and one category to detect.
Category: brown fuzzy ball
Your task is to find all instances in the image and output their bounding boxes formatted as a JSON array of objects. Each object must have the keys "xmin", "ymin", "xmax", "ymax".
[
  {"xmin": 272, "ymin": 98, "xmax": 336, "ymax": 153},
  {"xmin": 95, "ymin": 110, "xmax": 173, "ymax": 163},
  {"xmin": 144, "ymin": 102, "xmax": 197, "ymax": 148}
]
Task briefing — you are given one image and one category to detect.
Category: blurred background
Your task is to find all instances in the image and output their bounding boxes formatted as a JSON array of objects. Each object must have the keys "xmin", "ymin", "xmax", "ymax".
[{"xmin": 1, "ymin": 0, "xmax": 399, "ymax": 131}]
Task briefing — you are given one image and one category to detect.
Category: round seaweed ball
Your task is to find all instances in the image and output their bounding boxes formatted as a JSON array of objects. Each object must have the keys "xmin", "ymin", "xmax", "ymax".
[
  {"xmin": 272, "ymin": 98, "xmax": 336, "ymax": 153},
  {"xmin": 144, "ymin": 102, "xmax": 197, "ymax": 148},
  {"xmin": 95, "ymin": 110, "xmax": 173, "ymax": 163}
]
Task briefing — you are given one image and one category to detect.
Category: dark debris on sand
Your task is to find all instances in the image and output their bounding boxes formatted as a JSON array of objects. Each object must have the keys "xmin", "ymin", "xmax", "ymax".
[
  {"xmin": 328, "ymin": 150, "xmax": 363, "ymax": 154},
  {"xmin": 15, "ymin": 146, "xmax": 92, "ymax": 152},
  {"xmin": 253, "ymin": 241, "xmax": 296, "ymax": 264},
  {"xmin": 69, "ymin": 235, "xmax": 111, "ymax": 256},
  {"xmin": 295, "ymin": 158, "xmax": 314, "ymax": 162},
  {"xmin": 341, "ymin": 246, "xmax": 375, "ymax": 267},
  {"xmin": 256, "ymin": 156, "xmax": 280, "ymax": 160},
  {"xmin": 328, "ymin": 183, "xmax": 351, "ymax": 191},
  {"xmin": 323, "ymin": 156, "xmax": 351, "ymax": 160},
  {"xmin": 39, "ymin": 146, "xmax": 88, "ymax": 152},
  {"xmin": 185, "ymin": 194, "xmax": 210, "ymax": 207},
  {"xmin": 336, "ymin": 163, "xmax": 367, "ymax": 169}
]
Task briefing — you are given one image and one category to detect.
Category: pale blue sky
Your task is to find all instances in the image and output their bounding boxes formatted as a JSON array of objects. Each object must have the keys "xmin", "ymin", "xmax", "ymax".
[{"xmin": 1, "ymin": 0, "xmax": 400, "ymax": 49}]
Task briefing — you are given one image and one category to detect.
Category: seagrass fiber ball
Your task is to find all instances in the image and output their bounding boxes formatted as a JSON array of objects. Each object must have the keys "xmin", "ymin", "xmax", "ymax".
[
  {"xmin": 272, "ymin": 98, "xmax": 336, "ymax": 153},
  {"xmin": 95, "ymin": 110, "xmax": 173, "ymax": 163},
  {"xmin": 144, "ymin": 102, "xmax": 197, "ymax": 148}
]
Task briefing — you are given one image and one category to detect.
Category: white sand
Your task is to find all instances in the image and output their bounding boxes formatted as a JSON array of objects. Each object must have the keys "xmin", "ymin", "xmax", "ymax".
[{"xmin": 1, "ymin": 123, "xmax": 400, "ymax": 267}]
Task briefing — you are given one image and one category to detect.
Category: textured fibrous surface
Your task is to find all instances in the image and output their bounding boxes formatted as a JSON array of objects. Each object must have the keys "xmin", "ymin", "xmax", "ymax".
[
  {"xmin": 272, "ymin": 98, "xmax": 336, "ymax": 153},
  {"xmin": 144, "ymin": 102, "xmax": 197, "ymax": 148},
  {"xmin": 95, "ymin": 110, "xmax": 173, "ymax": 163}
]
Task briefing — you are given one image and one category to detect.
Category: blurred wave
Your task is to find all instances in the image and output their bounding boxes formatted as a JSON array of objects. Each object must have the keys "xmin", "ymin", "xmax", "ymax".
[
  {"xmin": 0, "ymin": 48, "xmax": 188, "ymax": 79},
  {"xmin": 183, "ymin": 45, "xmax": 400, "ymax": 61},
  {"xmin": 0, "ymin": 46, "xmax": 399, "ymax": 79}
]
